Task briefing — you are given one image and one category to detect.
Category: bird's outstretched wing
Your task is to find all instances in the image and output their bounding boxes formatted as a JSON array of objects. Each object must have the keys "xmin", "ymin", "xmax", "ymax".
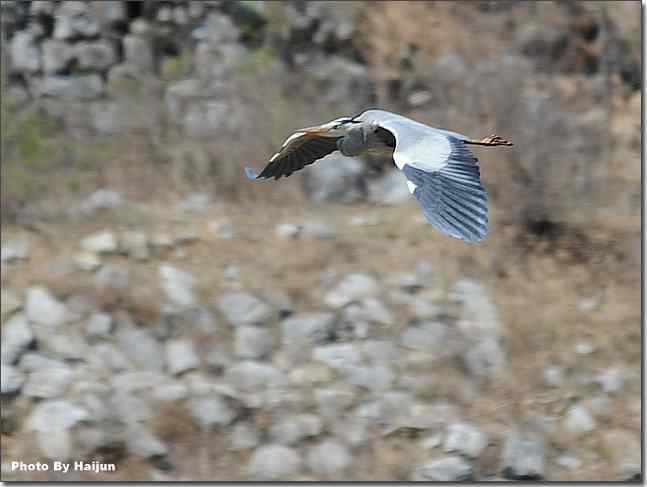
[
  {"xmin": 245, "ymin": 132, "xmax": 341, "ymax": 180},
  {"xmin": 365, "ymin": 112, "xmax": 488, "ymax": 242}
]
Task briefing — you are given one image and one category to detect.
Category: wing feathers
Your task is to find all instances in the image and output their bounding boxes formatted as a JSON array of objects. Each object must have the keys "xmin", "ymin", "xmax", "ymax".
[
  {"xmin": 249, "ymin": 132, "xmax": 340, "ymax": 180},
  {"xmin": 402, "ymin": 139, "xmax": 489, "ymax": 242}
]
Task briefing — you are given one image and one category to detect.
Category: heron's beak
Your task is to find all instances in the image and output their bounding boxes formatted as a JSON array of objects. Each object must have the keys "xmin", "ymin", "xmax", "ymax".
[{"xmin": 300, "ymin": 126, "xmax": 330, "ymax": 134}]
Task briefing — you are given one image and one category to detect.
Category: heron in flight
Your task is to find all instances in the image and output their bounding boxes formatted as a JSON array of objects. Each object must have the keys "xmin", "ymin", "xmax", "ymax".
[{"xmin": 245, "ymin": 109, "xmax": 512, "ymax": 242}]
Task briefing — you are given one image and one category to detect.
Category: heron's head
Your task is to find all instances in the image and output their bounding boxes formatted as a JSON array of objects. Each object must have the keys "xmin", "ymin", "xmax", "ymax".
[{"xmin": 299, "ymin": 117, "xmax": 361, "ymax": 137}]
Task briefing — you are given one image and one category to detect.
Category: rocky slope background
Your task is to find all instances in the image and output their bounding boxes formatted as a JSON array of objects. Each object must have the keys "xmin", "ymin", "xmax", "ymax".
[{"xmin": 0, "ymin": 0, "xmax": 642, "ymax": 482}]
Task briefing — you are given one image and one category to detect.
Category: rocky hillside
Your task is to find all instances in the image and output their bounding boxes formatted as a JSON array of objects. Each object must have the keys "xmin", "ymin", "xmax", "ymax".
[
  {"xmin": 1, "ymin": 191, "xmax": 641, "ymax": 481},
  {"xmin": 0, "ymin": 0, "xmax": 642, "ymax": 482}
]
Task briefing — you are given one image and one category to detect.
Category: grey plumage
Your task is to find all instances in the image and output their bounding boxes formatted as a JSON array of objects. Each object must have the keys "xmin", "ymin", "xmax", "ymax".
[{"xmin": 246, "ymin": 109, "xmax": 512, "ymax": 242}]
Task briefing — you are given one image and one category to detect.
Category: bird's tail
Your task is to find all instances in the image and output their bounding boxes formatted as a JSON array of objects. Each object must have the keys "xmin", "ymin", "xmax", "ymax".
[{"xmin": 244, "ymin": 167, "xmax": 260, "ymax": 180}]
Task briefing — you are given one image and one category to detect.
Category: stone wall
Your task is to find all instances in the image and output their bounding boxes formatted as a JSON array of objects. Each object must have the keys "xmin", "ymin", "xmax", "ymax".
[{"xmin": 1, "ymin": 1, "xmax": 375, "ymax": 139}]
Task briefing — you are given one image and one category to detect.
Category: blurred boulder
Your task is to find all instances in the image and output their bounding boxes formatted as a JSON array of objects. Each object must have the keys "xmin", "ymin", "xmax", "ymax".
[
  {"xmin": 306, "ymin": 56, "xmax": 371, "ymax": 105},
  {"xmin": 302, "ymin": 155, "xmax": 366, "ymax": 203},
  {"xmin": 82, "ymin": 188, "xmax": 123, "ymax": 212},
  {"xmin": 281, "ymin": 312, "xmax": 336, "ymax": 345},
  {"xmin": 10, "ymin": 31, "xmax": 41, "ymax": 73},
  {"xmin": 444, "ymin": 422, "xmax": 488, "ymax": 458},
  {"xmin": 19, "ymin": 352, "xmax": 66, "ymax": 372},
  {"xmin": 501, "ymin": 433, "xmax": 545, "ymax": 480},
  {"xmin": 275, "ymin": 223, "xmax": 301, "ymax": 240},
  {"xmin": 27, "ymin": 400, "xmax": 89, "ymax": 459},
  {"xmin": 22, "ymin": 365, "xmax": 74, "ymax": 398},
  {"xmin": 161, "ymin": 305, "xmax": 219, "ymax": 337},
  {"xmin": 90, "ymin": 1, "xmax": 126, "ymax": 27},
  {"xmin": 307, "ymin": 440, "xmax": 352, "ymax": 476},
  {"xmin": 54, "ymin": 1, "xmax": 100, "ymax": 39},
  {"xmin": 26, "ymin": 286, "xmax": 68, "ymax": 329},
  {"xmin": 315, "ymin": 386, "xmax": 357, "ymax": 419},
  {"xmin": 151, "ymin": 381, "xmax": 189, "ymax": 402},
  {"xmin": 123, "ymin": 34, "xmax": 154, "ymax": 72},
  {"xmin": 574, "ymin": 341, "xmax": 595, "ymax": 355},
  {"xmin": 542, "ymin": 365, "xmax": 565, "ymax": 387},
  {"xmin": 92, "ymin": 342, "xmax": 132, "ymax": 371},
  {"xmin": 360, "ymin": 340, "xmax": 399, "ymax": 364},
  {"xmin": 231, "ymin": 421, "xmax": 260, "ymax": 451},
  {"xmin": 343, "ymin": 297, "xmax": 394, "ymax": 326},
  {"xmin": 74, "ymin": 251, "xmax": 101, "ymax": 271},
  {"xmin": 1, "ymin": 239, "xmax": 29, "ymax": 263},
  {"xmin": 112, "ymin": 371, "xmax": 169, "ymax": 394},
  {"xmin": 392, "ymin": 292, "xmax": 443, "ymax": 320},
  {"xmin": 331, "ymin": 418, "xmax": 369, "ymax": 447},
  {"xmin": 269, "ymin": 414, "xmax": 323, "ymax": 446},
  {"xmin": 1, "ymin": 313, "xmax": 34, "ymax": 364},
  {"xmin": 288, "ymin": 362, "xmax": 334, "ymax": 386},
  {"xmin": 216, "ymin": 292, "xmax": 274, "ymax": 326},
  {"xmin": 126, "ymin": 423, "xmax": 167, "ymax": 458},
  {"xmin": 0, "ymin": 363, "xmax": 25, "ymax": 394},
  {"xmin": 42, "ymin": 39, "xmax": 74, "ymax": 74},
  {"xmin": 116, "ymin": 326, "xmax": 164, "ymax": 371},
  {"xmin": 235, "ymin": 325, "xmax": 273, "ymax": 359},
  {"xmin": 557, "ymin": 454, "xmax": 581, "ymax": 470},
  {"xmin": 26, "ymin": 399, "xmax": 89, "ymax": 432},
  {"xmin": 165, "ymin": 339, "xmax": 200, "ymax": 375},
  {"xmin": 159, "ymin": 264, "xmax": 197, "ymax": 308},
  {"xmin": 41, "ymin": 331, "xmax": 89, "ymax": 360},
  {"xmin": 324, "ymin": 273, "xmax": 379, "ymax": 308},
  {"xmin": 344, "ymin": 364, "xmax": 395, "ymax": 392},
  {"xmin": 112, "ymin": 392, "xmax": 152, "ymax": 425},
  {"xmin": 30, "ymin": 1, "xmax": 56, "ymax": 16},
  {"xmin": 38, "ymin": 75, "xmax": 104, "ymax": 99},
  {"xmin": 248, "ymin": 444, "xmax": 302, "ymax": 480},
  {"xmin": 195, "ymin": 12, "xmax": 239, "ymax": 45},
  {"xmin": 412, "ymin": 456, "xmax": 473, "ymax": 481},
  {"xmin": 75, "ymin": 40, "xmax": 117, "ymax": 71},
  {"xmin": 81, "ymin": 230, "xmax": 118, "ymax": 254},
  {"xmin": 187, "ymin": 394, "xmax": 237, "ymax": 428},
  {"xmin": 400, "ymin": 322, "xmax": 448, "ymax": 353},
  {"xmin": 595, "ymin": 368, "xmax": 624, "ymax": 393},
  {"xmin": 225, "ymin": 361, "xmax": 287, "ymax": 393},
  {"xmin": 564, "ymin": 405, "xmax": 596, "ymax": 435},
  {"xmin": 463, "ymin": 337, "xmax": 505, "ymax": 378},
  {"xmin": 313, "ymin": 343, "xmax": 362, "ymax": 372}
]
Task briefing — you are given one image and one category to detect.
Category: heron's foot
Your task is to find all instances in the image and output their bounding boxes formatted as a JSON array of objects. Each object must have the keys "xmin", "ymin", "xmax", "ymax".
[{"xmin": 466, "ymin": 135, "xmax": 514, "ymax": 147}]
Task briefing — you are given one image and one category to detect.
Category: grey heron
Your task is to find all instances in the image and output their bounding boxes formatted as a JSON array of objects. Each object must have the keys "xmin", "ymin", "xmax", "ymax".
[{"xmin": 245, "ymin": 109, "xmax": 512, "ymax": 242}]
